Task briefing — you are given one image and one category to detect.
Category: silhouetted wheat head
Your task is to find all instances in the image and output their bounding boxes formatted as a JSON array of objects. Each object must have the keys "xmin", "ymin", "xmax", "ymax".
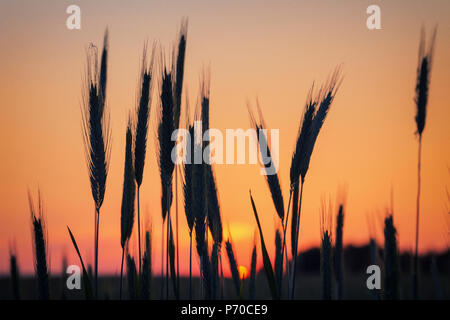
[
  {"xmin": 134, "ymin": 44, "xmax": 155, "ymax": 272},
  {"xmin": 207, "ymin": 165, "xmax": 223, "ymax": 245},
  {"xmin": 157, "ymin": 66, "xmax": 175, "ymax": 221},
  {"xmin": 415, "ymin": 27, "xmax": 436, "ymax": 138},
  {"xmin": 120, "ymin": 119, "xmax": 136, "ymax": 299},
  {"xmin": 143, "ymin": 229, "xmax": 152, "ymax": 296},
  {"xmin": 81, "ymin": 31, "xmax": 111, "ymax": 212},
  {"xmin": 334, "ymin": 204, "xmax": 344, "ymax": 300},
  {"xmin": 289, "ymin": 69, "xmax": 342, "ymax": 299},
  {"xmin": 384, "ymin": 215, "xmax": 399, "ymax": 300},
  {"xmin": 320, "ymin": 200, "xmax": 333, "ymax": 300},
  {"xmin": 140, "ymin": 247, "xmax": 151, "ymax": 300},
  {"xmin": 248, "ymin": 102, "xmax": 285, "ymax": 221},
  {"xmin": 198, "ymin": 73, "xmax": 223, "ymax": 248},
  {"xmin": 9, "ymin": 250, "xmax": 20, "ymax": 300},
  {"xmin": 183, "ymin": 120, "xmax": 196, "ymax": 298},
  {"xmin": 81, "ymin": 30, "xmax": 110, "ymax": 298},
  {"xmin": 28, "ymin": 190, "xmax": 49, "ymax": 300},
  {"xmin": 121, "ymin": 119, "xmax": 136, "ymax": 250},
  {"xmin": 126, "ymin": 253, "xmax": 138, "ymax": 300},
  {"xmin": 413, "ymin": 26, "xmax": 437, "ymax": 300},
  {"xmin": 172, "ymin": 18, "xmax": 188, "ymax": 130},
  {"xmin": 191, "ymin": 133, "xmax": 212, "ymax": 298},
  {"xmin": 183, "ymin": 123, "xmax": 196, "ymax": 234},
  {"xmin": 134, "ymin": 44, "xmax": 155, "ymax": 188},
  {"xmin": 290, "ymin": 91, "xmax": 316, "ymax": 256}
]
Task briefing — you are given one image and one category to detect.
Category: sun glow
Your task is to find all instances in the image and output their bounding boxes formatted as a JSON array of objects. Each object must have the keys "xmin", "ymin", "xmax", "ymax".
[{"xmin": 238, "ymin": 266, "xmax": 248, "ymax": 280}]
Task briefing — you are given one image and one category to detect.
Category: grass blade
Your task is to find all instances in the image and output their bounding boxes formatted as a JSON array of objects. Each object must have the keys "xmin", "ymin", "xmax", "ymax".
[
  {"xmin": 67, "ymin": 226, "xmax": 93, "ymax": 300},
  {"xmin": 249, "ymin": 240, "xmax": 257, "ymax": 300},
  {"xmin": 249, "ymin": 191, "xmax": 279, "ymax": 300}
]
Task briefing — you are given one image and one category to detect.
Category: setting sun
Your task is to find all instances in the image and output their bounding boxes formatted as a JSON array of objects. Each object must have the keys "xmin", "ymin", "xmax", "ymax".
[{"xmin": 238, "ymin": 266, "xmax": 248, "ymax": 280}]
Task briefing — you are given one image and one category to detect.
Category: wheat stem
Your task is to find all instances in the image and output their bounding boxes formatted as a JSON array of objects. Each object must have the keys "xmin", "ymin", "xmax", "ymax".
[
  {"xmin": 413, "ymin": 135, "xmax": 422, "ymax": 299},
  {"xmin": 281, "ymin": 188, "xmax": 292, "ymax": 298},
  {"xmin": 290, "ymin": 180, "xmax": 304, "ymax": 299},
  {"xmin": 166, "ymin": 189, "xmax": 170, "ymax": 299},
  {"xmin": 189, "ymin": 232, "xmax": 192, "ymax": 299},
  {"xmin": 95, "ymin": 208, "xmax": 100, "ymax": 299},
  {"xmin": 175, "ymin": 168, "xmax": 180, "ymax": 294},
  {"xmin": 119, "ymin": 245, "xmax": 125, "ymax": 300},
  {"xmin": 160, "ymin": 221, "xmax": 164, "ymax": 299},
  {"xmin": 137, "ymin": 189, "xmax": 141, "ymax": 274}
]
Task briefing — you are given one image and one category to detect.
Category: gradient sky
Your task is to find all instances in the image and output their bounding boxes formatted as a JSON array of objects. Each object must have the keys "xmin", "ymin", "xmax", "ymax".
[{"xmin": 0, "ymin": 0, "xmax": 449, "ymax": 275}]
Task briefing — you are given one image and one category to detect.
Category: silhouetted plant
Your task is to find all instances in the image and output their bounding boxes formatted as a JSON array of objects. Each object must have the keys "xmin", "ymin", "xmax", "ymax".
[
  {"xmin": 413, "ymin": 27, "xmax": 436, "ymax": 300},
  {"xmin": 384, "ymin": 215, "xmax": 399, "ymax": 300},
  {"xmin": 9, "ymin": 251, "xmax": 20, "ymax": 300},
  {"xmin": 225, "ymin": 239, "xmax": 240, "ymax": 298},
  {"xmin": 81, "ymin": 30, "xmax": 111, "ymax": 298},
  {"xmin": 134, "ymin": 44, "xmax": 154, "ymax": 272},
  {"xmin": 211, "ymin": 242, "xmax": 220, "ymax": 299},
  {"xmin": 183, "ymin": 121, "xmax": 195, "ymax": 299},
  {"xmin": 157, "ymin": 65, "xmax": 175, "ymax": 299},
  {"xmin": 249, "ymin": 238, "xmax": 257, "ymax": 300},
  {"xmin": 249, "ymin": 102, "xmax": 288, "ymax": 296},
  {"xmin": 127, "ymin": 254, "xmax": 138, "ymax": 300},
  {"xmin": 320, "ymin": 200, "xmax": 333, "ymax": 300},
  {"xmin": 29, "ymin": 190, "xmax": 49, "ymax": 300},
  {"xmin": 290, "ymin": 69, "xmax": 341, "ymax": 299},
  {"xmin": 334, "ymin": 204, "xmax": 344, "ymax": 299},
  {"xmin": 120, "ymin": 119, "xmax": 136, "ymax": 299},
  {"xmin": 249, "ymin": 191, "xmax": 279, "ymax": 299},
  {"xmin": 274, "ymin": 228, "xmax": 283, "ymax": 295}
]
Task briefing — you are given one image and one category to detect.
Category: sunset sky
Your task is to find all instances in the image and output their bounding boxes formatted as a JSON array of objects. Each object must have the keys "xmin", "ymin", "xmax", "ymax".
[{"xmin": 0, "ymin": 0, "xmax": 449, "ymax": 276}]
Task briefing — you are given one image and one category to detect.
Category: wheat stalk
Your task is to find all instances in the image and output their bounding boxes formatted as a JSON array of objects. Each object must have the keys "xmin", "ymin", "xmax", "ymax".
[
  {"xmin": 248, "ymin": 102, "xmax": 285, "ymax": 220},
  {"xmin": 134, "ymin": 44, "xmax": 155, "ymax": 273},
  {"xmin": 142, "ymin": 229, "xmax": 152, "ymax": 299},
  {"xmin": 249, "ymin": 102, "xmax": 289, "ymax": 297},
  {"xmin": 29, "ymin": 190, "xmax": 49, "ymax": 300},
  {"xmin": 172, "ymin": 20, "xmax": 188, "ymax": 292},
  {"xmin": 211, "ymin": 241, "xmax": 220, "ymax": 299},
  {"xmin": 225, "ymin": 239, "xmax": 240, "ymax": 297},
  {"xmin": 183, "ymin": 121, "xmax": 195, "ymax": 298},
  {"xmin": 274, "ymin": 227, "xmax": 283, "ymax": 296},
  {"xmin": 321, "ymin": 230, "xmax": 332, "ymax": 300},
  {"xmin": 126, "ymin": 253, "xmax": 137, "ymax": 300},
  {"xmin": 369, "ymin": 238, "xmax": 379, "ymax": 300},
  {"xmin": 413, "ymin": 26, "xmax": 436, "ymax": 300},
  {"xmin": 384, "ymin": 215, "xmax": 399, "ymax": 300},
  {"xmin": 81, "ymin": 31, "xmax": 111, "ymax": 298},
  {"xmin": 320, "ymin": 199, "xmax": 333, "ymax": 300},
  {"xmin": 120, "ymin": 119, "xmax": 136, "ymax": 299},
  {"xmin": 249, "ymin": 235, "xmax": 257, "ymax": 300},
  {"xmin": 290, "ymin": 69, "xmax": 341, "ymax": 299},
  {"xmin": 334, "ymin": 204, "xmax": 344, "ymax": 299},
  {"xmin": 157, "ymin": 63, "xmax": 175, "ymax": 299},
  {"xmin": 9, "ymin": 250, "xmax": 20, "ymax": 300}
]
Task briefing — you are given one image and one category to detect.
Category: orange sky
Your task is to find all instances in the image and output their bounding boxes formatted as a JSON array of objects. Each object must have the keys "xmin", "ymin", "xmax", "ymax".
[{"xmin": 0, "ymin": 0, "xmax": 449, "ymax": 275}]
